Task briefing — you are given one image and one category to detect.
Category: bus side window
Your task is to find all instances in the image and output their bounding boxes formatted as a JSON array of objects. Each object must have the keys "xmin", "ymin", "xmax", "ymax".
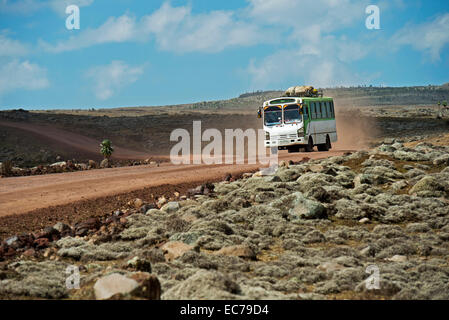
[
  {"xmin": 328, "ymin": 102, "xmax": 332, "ymax": 118},
  {"xmin": 322, "ymin": 102, "xmax": 328, "ymax": 118},
  {"xmin": 303, "ymin": 104, "xmax": 309, "ymax": 120},
  {"xmin": 330, "ymin": 101, "xmax": 335, "ymax": 118},
  {"xmin": 316, "ymin": 102, "xmax": 322, "ymax": 119},
  {"xmin": 311, "ymin": 103, "xmax": 316, "ymax": 119}
]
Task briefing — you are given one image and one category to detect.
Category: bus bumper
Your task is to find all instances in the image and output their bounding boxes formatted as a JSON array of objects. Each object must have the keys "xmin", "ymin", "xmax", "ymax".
[{"xmin": 265, "ymin": 138, "xmax": 305, "ymax": 147}]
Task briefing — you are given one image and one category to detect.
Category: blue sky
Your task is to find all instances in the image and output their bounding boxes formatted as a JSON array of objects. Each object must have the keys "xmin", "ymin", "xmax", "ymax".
[{"xmin": 0, "ymin": 0, "xmax": 448, "ymax": 110}]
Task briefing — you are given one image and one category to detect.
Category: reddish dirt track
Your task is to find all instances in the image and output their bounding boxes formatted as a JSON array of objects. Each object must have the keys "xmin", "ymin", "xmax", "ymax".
[{"xmin": 0, "ymin": 150, "xmax": 352, "ymax": 216}]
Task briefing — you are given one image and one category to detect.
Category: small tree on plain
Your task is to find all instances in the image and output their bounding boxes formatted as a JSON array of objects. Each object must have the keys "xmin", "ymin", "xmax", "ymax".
[{"xmin": 100, "ymin": 139, "xmax": 114, "ymax": 159}]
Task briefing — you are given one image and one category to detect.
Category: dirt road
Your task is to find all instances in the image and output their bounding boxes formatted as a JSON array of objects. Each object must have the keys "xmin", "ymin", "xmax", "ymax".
[{"xmin": 0, "ymin": 150, "xmax": 351, "ymax": 218}]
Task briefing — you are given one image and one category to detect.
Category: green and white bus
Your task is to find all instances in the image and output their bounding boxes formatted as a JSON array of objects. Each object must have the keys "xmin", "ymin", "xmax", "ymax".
[{"xmin": 259, "ymin": 96, "xmax": 337, "ymax": 152}]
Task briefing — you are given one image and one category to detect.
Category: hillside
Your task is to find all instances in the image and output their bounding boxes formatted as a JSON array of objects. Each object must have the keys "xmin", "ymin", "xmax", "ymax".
[{"xmin": 1, "ymin": 84, "xmax": 449, "ymax": 167}]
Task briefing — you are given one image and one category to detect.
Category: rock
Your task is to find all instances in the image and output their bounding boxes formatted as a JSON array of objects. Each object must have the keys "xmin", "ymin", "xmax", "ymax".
[
  {"xmin": 88, "ymin": 160, "xmax": 97, "ymax": 169},
  {"xmin": 35, "ymin": 227, "xmax": 60, "ymax": 240},
  {"xmin": 4, "ymin": 234, "xmax": 34, "ymax": 250},
  {"xmin": 74, "ymin": 218, "xmax": 101, "ymax": 236},
  {"xmin": 305, "ymin": 186, "xmax": 331, "ymax": 203},
  {"xmin": 433, "ymin": 154, "xmax": 449, "ymax": 165},
  {"xmin": 393, "ymin": 150, "xmax": 429, "ymax": 161},
  {"xmin": 302, "ymin": 230, "xmax": 326, "ymax": 244},
  {"xmin": 317, "ymin": 262, "xmax": 345, "ymax": 272},
  {"xmin": 335, "ymin": 199, "xmax": 364, "ymax": 220},
  {"xmin": 279, "ymin": 160, "xmax": 288, "ymax": 168},
  {"xmin": 94, "ymin": 272, "xmax": 161, "ymax": 300},
  {"xmin": 277, "ymin": 168, "xmax": 301, "ymax": 182},
  {"xmin": 133, "ymin": 198, "xmax": 143, "ymax": 209},
  {"xmin": 50, "ymin": 161, "xmax": 66, "ymax": 167},
  {"xmin": 409, "ymin": 176, "xmax": 445, "ymax": 195},
  {"xmin": 161, "ymin": 201, "xmax": 180, "ymax": 213},
  {"xmin": 139, "ymin": 204, "xmax": 156, "ymax": 213},
  {"xmin": 128, "ymin": 272, "xmax": 161, "ymax": 300},
  {"xmin": 53, "ymin": 222, "xmax": 72, "ymax": 235},
  {"xmin": 23, "ymin": 248, "xmax": 36, "ymax": 257},
  {"xmin": 162, "ymin": 270, "xmax": 240, "ymax": 299},
  {"xmin": 76, "ymin": 163, "xmax": 88, "ymax": 170},
  {"xmin": 405, "ymin": 223, "xmax": 430, "ymax": 233},
  {"xmin": 214, "ymin": 245, "xmax": 256, "ymax": 260},
  {"xmin": 126, "ymin": 256, "xmax": 152, "ymax": 272},
  {"xmin": 390, "ymin": 180, "xmax": 408, "ymax": 193},
  {"xmin": 378, "ymin": 144, "xmax": 396, "ymax": 152},
  {"xmin": 405, "ymin": 168, "xmax": 426, "ymax": 179},
  {"xmin": 34, "ymin": 238, "xmax": 49, "ymax": 249},
  {"xmin": 146, "ymin": 208, "xmax": 161, "ymax": 215},
  {"xmin": 386, "ymin": 255, "xmax": 407, "ymax": 262},
  {"xmin": 0, "ymin": 245, "xmax": 16, "ymax": 258},
  {"xmin": 100, "ymin": 159, "xmax": 110, "ymax": 168},
  {"xmin": 161, "ymin": 241, "xmax": 193, "ymax": 261},
  {"xmin": 4, "ymin": 234, "xmax": 34, "ymax": 249},
  {"xmin": 286, "ymin": 192, "xmax": 326, "ymax": 219},
  {"xmin": 169, "ymin": 232, "xmax": 201, "ymax": 245},
  {"xmin": 187, "ymin": 183, "xmax": 215, "ymax": 197},
  {"xmin": 157, "ymin": 196, "xmax": 167, "ymax": 207},
  {"xmin": 5, "ymin": 236, "xmax": 19, "ymax": 247}
]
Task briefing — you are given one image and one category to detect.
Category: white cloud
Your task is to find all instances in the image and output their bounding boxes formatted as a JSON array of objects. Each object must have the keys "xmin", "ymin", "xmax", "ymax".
[
  {"xmin": 0, "ymin": 59, "xmax": 49, "ymax": 95},
  {"xmin": 245, "ymin": 0, "xmax": 373, "ymax": 88},
  {"xmin": 0, "ymin": 33, "xmax": 29, "ymax": 56},
  {"xmin": 40, "ymin": 2, "xmax": 273, "ymax": 53},
  {"xmin": 392, "ymin": 13, "xmax": 449, "ymax": 61},
  {"xmin": 141, "ymin": 2, "xmax": 273, "ymax": 53},
  {"xmin": 40, "ymin": 14, "xmax": 139, "ymax": 53},
  {"xmin": 246, "ymin": 0, "xmax": 368, "ymax": 41},
  {"xmin": 86, "ymin": 60, "xmax": 144, "ymax": 100},
  {"xmin": 247, "ymin": 47, "xmax": 361, "ymax": 89}
]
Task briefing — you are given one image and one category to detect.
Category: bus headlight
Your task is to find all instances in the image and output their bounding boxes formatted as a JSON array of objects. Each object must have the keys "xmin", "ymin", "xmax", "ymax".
[
  {"xmin": 265, "ymin": 132, "xmax": 270, "ymax": 140},
  {"xmin": 297, "ymin": 129, "xmax": 304, "ymax": 137}
]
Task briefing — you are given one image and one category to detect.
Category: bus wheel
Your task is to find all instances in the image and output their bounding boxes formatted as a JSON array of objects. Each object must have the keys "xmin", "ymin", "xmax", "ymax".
[
  {"xmin": 318, "ymin": 135, "xmax": 331, "ymax": 151},
  {"xmin": 326, "ymin": 135, "xmax": 332, "ymax": 150},
  {"xmin": 305, "ymin": 137, "xmax": 314, "ymax": 152}
]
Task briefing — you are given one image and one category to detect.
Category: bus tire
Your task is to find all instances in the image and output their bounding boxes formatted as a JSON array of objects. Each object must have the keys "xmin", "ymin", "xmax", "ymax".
[
  {"xmin": 318, "ymin": 135, "xmax": 331, "ymax": 151},
  {"xmin": 326, "ymin": 135, "xmax": 332, "ymax": 150},
  {"xmin": 305, "ymin": 137, "xmax": 314, "ymax": 152}
]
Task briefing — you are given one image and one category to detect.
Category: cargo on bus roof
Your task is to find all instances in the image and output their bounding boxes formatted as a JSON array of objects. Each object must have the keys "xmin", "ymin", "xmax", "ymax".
[{"xmin": 284, "ymin": 85, "xmax": 323, "ymax": 98}]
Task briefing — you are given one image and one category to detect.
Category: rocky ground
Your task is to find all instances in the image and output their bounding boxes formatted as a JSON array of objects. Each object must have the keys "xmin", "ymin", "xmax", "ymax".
[
  {"xmin": 1, "ymin": 134, "xmax": 449, "ymax": 300},
  {"xmin": 0, "ymin": 157, "xmax": 166, "ymax": 178}
]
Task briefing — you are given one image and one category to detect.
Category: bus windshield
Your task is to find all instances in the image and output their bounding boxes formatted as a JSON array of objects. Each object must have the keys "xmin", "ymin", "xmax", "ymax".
[
  {"xmin": 264, "ymin": 110, "xmax": 282, "ymax": 126},
  {"xmin": 284, "ymin": 105, "xmax": 302, "ymax": 123}
]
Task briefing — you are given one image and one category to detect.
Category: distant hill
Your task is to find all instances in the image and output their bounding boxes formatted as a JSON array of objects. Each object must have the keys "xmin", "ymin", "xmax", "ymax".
[{"xmin": 180, "ymin": 84, "xmax": 449, "ymax": 111}]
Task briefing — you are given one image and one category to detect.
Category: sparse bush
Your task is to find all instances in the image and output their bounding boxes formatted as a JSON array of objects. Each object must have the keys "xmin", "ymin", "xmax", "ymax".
[{"xmin": 100, "ymin": 139, "xmax": 114, "ymax": 159}]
